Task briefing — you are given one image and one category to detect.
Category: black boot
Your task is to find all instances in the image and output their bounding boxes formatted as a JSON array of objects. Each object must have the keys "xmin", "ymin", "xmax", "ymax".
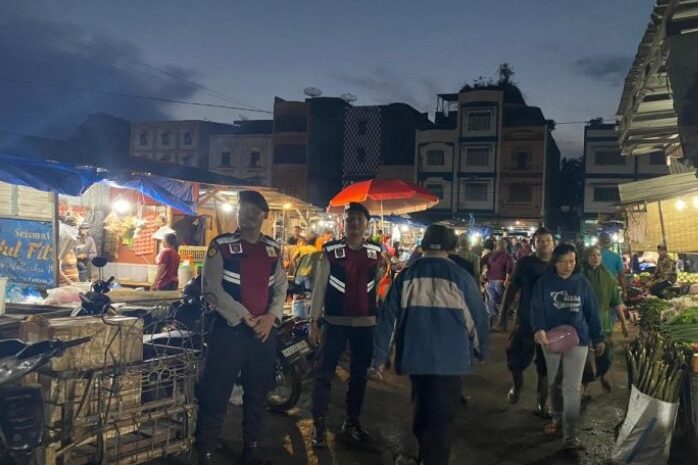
[
  {"xmin": 197, "ymin": 449, "xmax": 215, "ymax": 465},
  {"xmin": 241, "ymin": 441, "xmax": 271, "ymax": 465},
  {"xmin": 341, "ymin": 418, "xmax": 370, "ymax": 442},
  {"xmin": 535, "ymin": 375, "xmax": 551, "ymax": 419},
  {"xmin": 507, "ymin": 372, "xmax": 523, "ymax": 404},
  {"xmin": 312, "ymin": 418, "xmax": 328, "ymax": 448}
]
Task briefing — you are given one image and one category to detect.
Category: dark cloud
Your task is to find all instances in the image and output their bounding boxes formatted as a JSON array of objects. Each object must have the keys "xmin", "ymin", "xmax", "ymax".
[
  {"xmin": 0, "ymin": 11, "xmax": 199, "ymax": 138},
  {"xmin": 572, "ymin": 55, "xmax": 632, "ymax": 84},
  {"xmin": 332, "ymin": 67, "xmax": 436, "ymax": 112}
]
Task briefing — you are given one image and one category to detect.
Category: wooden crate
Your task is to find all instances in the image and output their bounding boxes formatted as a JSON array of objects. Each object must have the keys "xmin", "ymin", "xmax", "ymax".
[{"xmin": 19, "ymin": 316, "xmax": 143, "ymax": 371}]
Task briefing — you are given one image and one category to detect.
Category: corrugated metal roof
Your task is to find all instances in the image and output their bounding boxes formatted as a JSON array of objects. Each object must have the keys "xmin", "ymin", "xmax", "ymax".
[{"xmin": 618, "ymin": 172, "xmax": 698, "ymax": 204}]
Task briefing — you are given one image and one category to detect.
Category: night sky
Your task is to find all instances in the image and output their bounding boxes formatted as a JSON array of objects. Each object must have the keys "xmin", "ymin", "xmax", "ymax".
[{"xmin": 0, "ymin": 0, "xmax": 655, "ymax": 158}]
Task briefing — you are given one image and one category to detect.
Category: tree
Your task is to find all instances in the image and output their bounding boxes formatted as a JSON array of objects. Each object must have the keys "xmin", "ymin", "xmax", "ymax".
[{"xmin": 497, "ymin": 63, "xmax": 515, "ymax": 84}]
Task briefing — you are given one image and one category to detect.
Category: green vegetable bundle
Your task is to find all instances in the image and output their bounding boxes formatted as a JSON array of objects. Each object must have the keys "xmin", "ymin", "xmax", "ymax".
[
  {"xmin": 661, "ymin": 306, "xmax": 698, "ymax": 344},
  {"xmin": 637, "ymin": 298, "xmax": 672, "ymax": 333},
  {"xmin": 626, "ymin": 333, "xmax": 687, "ymax": 403}
]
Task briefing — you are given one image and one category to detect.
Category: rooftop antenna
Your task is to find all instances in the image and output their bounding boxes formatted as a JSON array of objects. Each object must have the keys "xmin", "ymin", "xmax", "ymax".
[
  {"xmin": 340, "ymin": 93, "xmax": 357, "ymax": 103},
  {"xmin": 238, "ymin": 114, "xmax": 249, "ymax": 121},
  {"xmin": 303, "ymin": 87, "xmax": 322, "ymax": 98}
]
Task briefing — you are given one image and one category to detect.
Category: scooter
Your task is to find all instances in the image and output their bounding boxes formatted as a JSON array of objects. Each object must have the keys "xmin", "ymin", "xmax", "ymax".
[{"xmin": 0, "ymin": 337, "xmax": 90, "ymax": 465}]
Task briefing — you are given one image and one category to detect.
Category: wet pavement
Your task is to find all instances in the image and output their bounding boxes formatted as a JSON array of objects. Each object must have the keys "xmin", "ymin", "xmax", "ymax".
[{"xmin": 168, "ymin": 327, "xmax": 691, "ymax": 465}]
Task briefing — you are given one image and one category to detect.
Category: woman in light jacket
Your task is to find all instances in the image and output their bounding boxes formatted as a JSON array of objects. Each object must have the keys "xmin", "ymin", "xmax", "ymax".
[{"xmin": 531, "ymin": 243, "xmax": 604, "ymax": 450}]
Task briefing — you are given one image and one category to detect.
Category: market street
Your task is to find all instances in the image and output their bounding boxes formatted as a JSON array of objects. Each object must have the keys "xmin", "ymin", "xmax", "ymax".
[{"xmin": 167, "ymin": 326, "xmax": 689, "ymax": 465}]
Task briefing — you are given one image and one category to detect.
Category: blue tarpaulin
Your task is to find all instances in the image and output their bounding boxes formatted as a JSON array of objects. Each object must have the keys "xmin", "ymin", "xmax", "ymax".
[
  {"xmin": 0, "ymin": 153, "xmax": 197, "ymax": 215},
  {"xmin": 0, "ymin": 153, "xmax": 104, "ymax": 196},
  {"xmin": 103, "ymin": 175, "xmax": 197, "ymax": 216}
]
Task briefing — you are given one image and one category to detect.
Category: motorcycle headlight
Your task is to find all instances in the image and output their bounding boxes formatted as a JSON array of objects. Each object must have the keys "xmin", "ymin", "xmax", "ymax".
[{"xmin": 0, "ymin": 354, "xmax": 45, "ymax": 384}]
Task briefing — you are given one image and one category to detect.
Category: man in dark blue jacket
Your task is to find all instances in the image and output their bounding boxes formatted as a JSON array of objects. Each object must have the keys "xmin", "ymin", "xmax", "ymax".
[{"xmin": 373, "ymin": 224, "xmax": 490, "ymax": 465}]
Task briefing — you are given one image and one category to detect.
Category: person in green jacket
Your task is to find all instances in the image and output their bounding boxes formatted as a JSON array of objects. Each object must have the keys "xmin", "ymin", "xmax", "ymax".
[{"xmin": 581, "ymin": 246, "xmax": 629, "ymax": 398}]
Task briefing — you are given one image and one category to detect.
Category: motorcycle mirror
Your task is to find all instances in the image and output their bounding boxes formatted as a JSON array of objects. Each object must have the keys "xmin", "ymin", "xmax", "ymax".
[{"xmin": 92, "ymin": 256, "xmax": 108, "ymax": 268}]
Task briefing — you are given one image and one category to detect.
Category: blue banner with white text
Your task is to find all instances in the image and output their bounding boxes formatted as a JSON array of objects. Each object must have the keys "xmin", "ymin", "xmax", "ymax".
[{"xmin": 0, "ymin": 218, "xmax": 55, "ymax": 287}]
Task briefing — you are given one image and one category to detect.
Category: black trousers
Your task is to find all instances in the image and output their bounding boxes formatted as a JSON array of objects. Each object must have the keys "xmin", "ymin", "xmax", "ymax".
[
  {"xmin": 195, "ymin": 317, "xmax": 277, "ymax": 451},
  {"xmin": 650, "ymin": 280, "xmax": 672, "ymax": 297},
  {"xmin": 410, "ymin": 375, "xmax": 461, "ymax": 465},
  {"xmin": 312, "ymin": 323, "xmax": 374, "ymax": 422},
  {"xmin": 506, "ymin": 322, "xmax": 548, "ymax": 378}
]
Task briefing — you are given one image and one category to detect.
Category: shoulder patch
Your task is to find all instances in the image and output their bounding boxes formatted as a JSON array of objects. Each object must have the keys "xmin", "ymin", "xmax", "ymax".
[
  {"xmin": 325, "ymin": 242, "xmax": 346, "ymax": 252},
  {"xmin": 364, "ymin": 243, "xmax": 382, "ymax": 253},
  {"xmin": 207, "ymin": 246, "xmax": 218, "ymax": 258},
  {"xmin": 261, "ymin": 235, "xmax": 280, "ymax": 248},
  {"xmin": 215, "ymin": 232, "xmax": 241, "ymax": 245}
]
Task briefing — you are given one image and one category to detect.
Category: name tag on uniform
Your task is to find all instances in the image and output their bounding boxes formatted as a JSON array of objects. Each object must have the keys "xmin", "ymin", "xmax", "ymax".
[
  {"xmin": 229, "ymin": 243, "xmax": 243, "ymax": 254},
  {"xmin": 334, "ymin": 248, "xmax": 346, "ymax": 259},
  {"xmin": 366, "ymin": 249, "xmax": 377, "ymax": 259},
  {"xmin": 266, "ymin": 246, "xmax": 278, "ymax": 257}
]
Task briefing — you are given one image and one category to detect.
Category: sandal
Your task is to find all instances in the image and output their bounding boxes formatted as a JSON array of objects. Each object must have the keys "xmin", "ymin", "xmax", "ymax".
[{"xmin": 544, "ymin": 420, "xmax": 561, "ymax": 435}]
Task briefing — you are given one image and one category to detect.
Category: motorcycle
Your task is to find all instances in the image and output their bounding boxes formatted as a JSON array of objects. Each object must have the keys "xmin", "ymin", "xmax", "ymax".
[
  {"xmin": 0, "ymin": 337, "xmax": 90, "ymax": 464},
  {"xmin": 73, "ymin": 256, "xmax": 114, "ymax": 317}
]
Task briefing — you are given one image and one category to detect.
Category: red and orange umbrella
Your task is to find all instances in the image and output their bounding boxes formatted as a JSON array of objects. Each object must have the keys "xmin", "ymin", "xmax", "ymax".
[{"xmin": 328, "ymin": 179, "xmax": 439, "ymax": 216}]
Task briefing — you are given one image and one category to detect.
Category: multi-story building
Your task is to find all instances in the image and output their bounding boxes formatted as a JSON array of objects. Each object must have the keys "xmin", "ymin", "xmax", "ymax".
[
  {"xmin": 343, "ymin": 103, "xmax": 432, "ymax": 185},
  {"xmin": 415, "ymin": 84, "xmax": 560, "ymax": 230},
  {"xmin": 209, "ymin": 120, "xmax": 273, "ymax": 186},
  {"xmin": 583, "ymin": 121, "xmax": 669, "ymax": 220},
  {"xmin": 270, "ymin": 96, "xmax": 430, "ymax": 207},
  {"xmin": 130, "ymin": 120, "xmax": 237, "ymax": 170}
]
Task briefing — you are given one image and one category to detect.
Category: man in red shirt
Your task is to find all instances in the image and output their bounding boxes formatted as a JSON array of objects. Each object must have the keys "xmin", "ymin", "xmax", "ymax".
[
  {"xmin": 152, "ymin": 233, "xmax": 180, "ymax": 290},
  {"xmin": 309, "ymin": 203, "xmax": 385, "ymax": 448},
  {"xmin": 196, "ymin": 191, "xmax": 287, "ymax": 465}
]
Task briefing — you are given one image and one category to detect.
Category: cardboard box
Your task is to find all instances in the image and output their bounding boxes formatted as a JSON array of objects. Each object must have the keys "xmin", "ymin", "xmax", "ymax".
[{"xmin": 19, "ymin": 315, "xmax": 143, "ymax": 371}]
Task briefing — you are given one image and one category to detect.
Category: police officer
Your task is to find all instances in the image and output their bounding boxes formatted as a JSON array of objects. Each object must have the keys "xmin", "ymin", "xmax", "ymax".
[
  {"xmin": 196, "ymin": 190, "xmax": 288, "ymax": 465},
  {"xmin": 309, "ymin": 202, "xmax": 384, "ymax": 447}
]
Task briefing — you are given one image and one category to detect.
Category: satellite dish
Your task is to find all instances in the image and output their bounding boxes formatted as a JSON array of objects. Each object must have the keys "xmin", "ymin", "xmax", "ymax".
[
  {"xmin": 303, "ymin": 87, "xmax": 322, "ymax": 98},
  {"xmin": 340, "ymin": 93, "xmax": 357, "ymax": 103}
]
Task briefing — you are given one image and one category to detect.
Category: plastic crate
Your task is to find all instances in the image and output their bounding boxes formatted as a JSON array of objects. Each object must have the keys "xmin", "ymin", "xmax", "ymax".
[{"xmin": 178, "ymin": 246, "xmax": 208, "ymax": 264}]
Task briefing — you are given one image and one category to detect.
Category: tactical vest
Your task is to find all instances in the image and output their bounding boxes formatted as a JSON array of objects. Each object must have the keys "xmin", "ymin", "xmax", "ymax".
[
  {"xmin": 323, "ymin": 240, "xmax": 381, "ymax": 317},
  {"xmin": 214, "ymin": 232, "xmax": 280, "ymax": 315}
]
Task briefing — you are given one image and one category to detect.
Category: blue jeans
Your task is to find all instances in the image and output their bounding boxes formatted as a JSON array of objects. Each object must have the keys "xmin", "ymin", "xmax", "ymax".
[
  {"xmin": 292, "ymin": 276, "xmax": 312, "ymax": 319},
  {"xmin": 486, "ymin": 280, "xmax": 504, "ymax": 318}
]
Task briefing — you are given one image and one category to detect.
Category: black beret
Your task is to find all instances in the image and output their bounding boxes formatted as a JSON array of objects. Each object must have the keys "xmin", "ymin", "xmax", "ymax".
[
  {"xmin": 344, "ymin": 202, "xmax": 370, "ymax": 221},
  {"xmin": 238, "ymin": 190, "xmax": 269, "ymax": 213}
]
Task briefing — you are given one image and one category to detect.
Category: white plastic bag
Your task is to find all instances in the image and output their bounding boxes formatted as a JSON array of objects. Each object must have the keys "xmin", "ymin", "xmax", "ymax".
[{"xmin": 611, "ymin": 385, "xmax": 679, "ymax": 465}]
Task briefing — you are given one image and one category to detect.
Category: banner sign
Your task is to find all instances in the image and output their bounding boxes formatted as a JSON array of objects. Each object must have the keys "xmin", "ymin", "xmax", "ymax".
[{"xmin": 0, "ymin": 218, "xmax": 55, "ymax": 287}]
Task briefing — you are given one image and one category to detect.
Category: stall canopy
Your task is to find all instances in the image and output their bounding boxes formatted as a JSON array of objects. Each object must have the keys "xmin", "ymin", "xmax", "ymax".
[
  {"xmin": 0, "ymin": 153, "xmax": 103, "ymax": 196},
  {"xmin": 0, "ymin": 153, "xmax": 199, "ymax": 215}
]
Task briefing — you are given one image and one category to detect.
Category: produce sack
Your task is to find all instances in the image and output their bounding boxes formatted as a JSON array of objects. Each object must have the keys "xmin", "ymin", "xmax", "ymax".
[{"xmin": 611, "ymin": 385, "xmax": 679, "ymax": 465}]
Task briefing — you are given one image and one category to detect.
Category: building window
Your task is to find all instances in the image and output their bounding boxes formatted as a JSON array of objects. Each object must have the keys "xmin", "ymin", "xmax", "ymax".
[
  {"xmin": 358, "ymin": 120, "xmax": 368, "ymax": 135},
  {"xmin": 466, "ymin": 147, "xmax": 490, "ymax": 167},
  {"xmin": 138, "ymin": 131, "xmax": 148, "ymax": 146},
  {"xmin": 181, "ymin": 154, "xmax": 193, "ymax": 166},
  {"xmin": 594, "ymin": 150, "xmax": 625, "ymax": 166},
  {"xmin": 464, "ymin": 183, "xmax": 488, "ymax": 202},
  {"xmin": 161, "ymin": 132, "xmax": 171, "ymax": 146},
  {"xmin": 512, "ymin": 150, "xmax": 531, "ymax": 170},
  {"xmin": 426, "ymin": 150, "xmax": 445, "ymax": 166},
  {"xmin": 249, "ymin": 151, "xmax": 261, "ymax": 168},
  {"xmin": 426, "ymin": 184, "xmax": 444, "ymax": 199},
  {"xmin": 508, "ymin": 184, "xmax": 532, "ymax": 202},
  {"xmin": 220, "ymin": 151, "xmax": 231, "ymax": 166},
  {"xmin": 650, "ymin": 152, "xmax": 666, "ymax": 165},
  {"xmin": 467, "ymin": 111, "xmax": 492, "ymax": 131},
  {"xmin": 183, "ymin": 131, "xmax": 193, "ymax": 145},
  {"xmin": 158, "ymin": 153, "xmax": 173, "ymax": 163},
  {"xmin": 593, "ymin": 187, "xmax": 620, "ymax": 202},
  {"xmin": 356, "ymin": 147, "xmax": 367, "ymax": 164}
]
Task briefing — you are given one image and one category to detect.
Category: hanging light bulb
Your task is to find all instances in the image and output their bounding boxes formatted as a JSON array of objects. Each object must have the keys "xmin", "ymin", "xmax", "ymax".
[
  {"xmin": 221, "ymin": 203, "xmax": 234, "ymax": 213},
  {"xmin": 692, "ymin": 196, "xmax": 698, "ymax": 208},
  {"xmin": 112, "ymin": 197, "xmax": 131, "ymax": 215},
  {"xmin": 676, "ymin": 199, "xmax": 686, "ymax": 211}
]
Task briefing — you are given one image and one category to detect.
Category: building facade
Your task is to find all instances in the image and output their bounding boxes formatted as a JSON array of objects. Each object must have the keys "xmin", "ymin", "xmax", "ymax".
[
  {"xmin": 583, "ymin": 121, "xmax": 669, "ymax": 219},
  {"xmin": 209, "ymin": 120, "xmax": 273, "ymax": 186},
  {"xmin": 416, "ymin": 85, "xmax": 560, "ymax": 230},
  {"xmin": 130, "ymin": 120, "xmax": 237, "ymax": 170},
  {"xmin": 269, "ymin": 96, "xmax": 430, "ymax": 207}
]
